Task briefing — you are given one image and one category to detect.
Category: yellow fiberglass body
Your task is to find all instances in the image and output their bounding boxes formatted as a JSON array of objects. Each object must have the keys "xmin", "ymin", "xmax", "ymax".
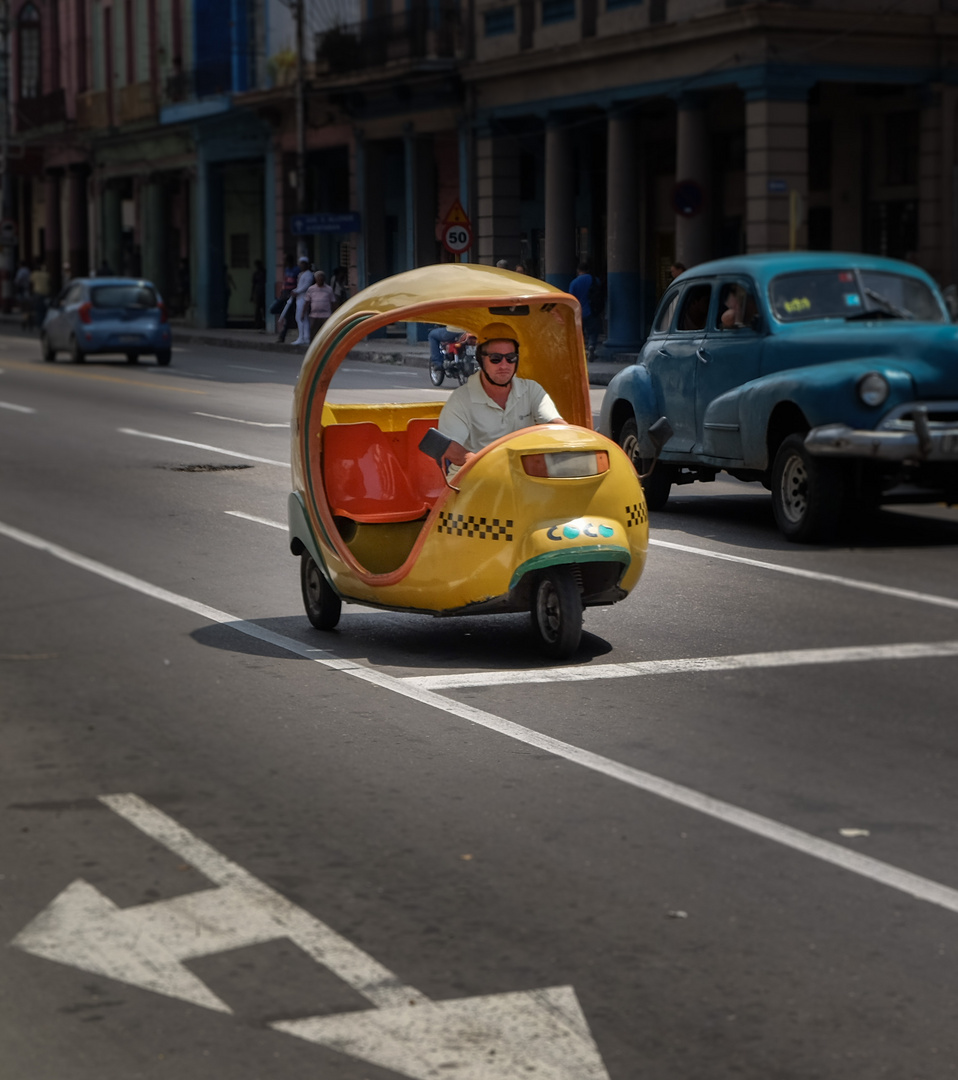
[{"xmin": 288, "ymin": 263, "xmax": 649, "ymax": 658}]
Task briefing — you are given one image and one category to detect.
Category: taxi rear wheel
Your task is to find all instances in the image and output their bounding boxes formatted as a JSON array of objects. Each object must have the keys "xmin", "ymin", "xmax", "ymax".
[
  {"xmin": 301, "ymin": 552, "xmax": 342, "ymax": 630},
  {"xmin": 530, "ymin": 568, "xmax": 583, "ymax": 659},
  {"xmin": 771, "ymin": 433, "xmax": 844, "ymax": 543}
]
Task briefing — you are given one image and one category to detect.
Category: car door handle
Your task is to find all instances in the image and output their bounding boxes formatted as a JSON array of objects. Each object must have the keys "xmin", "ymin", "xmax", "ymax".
[
  {"xmin": 657, "ymin": 347, "xmax": 672, "ymax": 359},
  {"xmin": 696, "ymin": 347, "xmax": 711, "ymax": 364}
]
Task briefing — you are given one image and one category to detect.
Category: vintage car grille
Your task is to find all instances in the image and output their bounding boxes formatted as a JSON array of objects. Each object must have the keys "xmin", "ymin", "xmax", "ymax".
[{"xmin": 879, "ymin": 401, "xmax": 958, "ymax": 431}]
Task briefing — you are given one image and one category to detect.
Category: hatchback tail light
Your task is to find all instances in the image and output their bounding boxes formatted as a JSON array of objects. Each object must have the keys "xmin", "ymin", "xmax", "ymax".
[
  {"xmin": 158, "ymin": 302, "xmax": 168, "ymax": 324},
  {"xmin": 78, "ymin": 301, "xmax": 93, "ymax": 324}
]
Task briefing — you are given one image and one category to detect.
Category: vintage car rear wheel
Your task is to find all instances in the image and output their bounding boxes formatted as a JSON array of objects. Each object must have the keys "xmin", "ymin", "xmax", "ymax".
[
  {"xmin": 771, "ymin": 433, "xmax": 844, "ymax": 543},
  {"xmin": 530, "ymin": 568, "xmax": 583, "ymax": 659},
  {"xmin": 619, "ymin": 417, "xmax": 671, "ymax": 510},
  {"xmin": 301, "ymin": 552, "xmax": 342, "ymax": 630}
]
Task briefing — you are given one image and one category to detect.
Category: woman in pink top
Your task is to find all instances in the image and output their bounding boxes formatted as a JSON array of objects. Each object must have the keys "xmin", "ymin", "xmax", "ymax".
[{"xmin": 305, "ymin": 272, "xmax": 335, "ymax": 341}]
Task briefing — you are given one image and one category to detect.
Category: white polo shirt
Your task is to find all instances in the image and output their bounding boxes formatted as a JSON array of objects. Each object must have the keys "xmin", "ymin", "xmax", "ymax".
[{"xmin": 437, "ymin": 372, "xmax": 562, "ymax": 454}]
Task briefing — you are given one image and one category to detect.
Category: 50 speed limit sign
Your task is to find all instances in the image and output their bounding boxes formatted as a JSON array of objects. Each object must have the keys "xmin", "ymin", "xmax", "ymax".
[{"xmin": 442, "ymin": 222, "xmax": 472, "ymax": 255}]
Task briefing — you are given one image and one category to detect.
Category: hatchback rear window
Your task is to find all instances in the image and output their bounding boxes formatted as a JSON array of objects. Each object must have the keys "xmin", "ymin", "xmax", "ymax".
[
  {"xmin": 91, "ymin": 285, "xmax": 157, "ymax": 309},
  {"xmin": 769, "ymin": 269, "xmax": 945, "ymax": 323}
]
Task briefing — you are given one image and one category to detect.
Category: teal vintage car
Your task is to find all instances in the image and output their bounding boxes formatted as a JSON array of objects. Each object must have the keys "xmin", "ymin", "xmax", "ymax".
[{"xmin": 599, "ymin": 252, "xmax": 958, "ymax": 542}]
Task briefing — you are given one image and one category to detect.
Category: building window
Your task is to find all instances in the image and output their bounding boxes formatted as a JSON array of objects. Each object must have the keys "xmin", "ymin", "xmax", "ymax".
[
  {"xmin": 484, "ymin": 6, "xmax": 516, "ymax": 35},
  {"xmin": 541, "ymin": 0, "xmax": 574, "ymax": 22},
  {"xmin": 606, "ymin": 0, "xmax": 641, "ymax": 9},
  {"xmin": 18, "ymin": 3, "xmax": 41, "ymax": 99}
]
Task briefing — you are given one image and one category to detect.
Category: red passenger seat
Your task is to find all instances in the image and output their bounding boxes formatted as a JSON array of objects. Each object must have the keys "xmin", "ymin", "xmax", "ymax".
[{"xmin": 323, "ymin": 423, "xmax": 428, "ymax": 523}]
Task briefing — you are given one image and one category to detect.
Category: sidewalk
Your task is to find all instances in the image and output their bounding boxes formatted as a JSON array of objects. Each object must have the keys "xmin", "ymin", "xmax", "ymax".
[
  {"xmin": 0, "ymin": 312, "xmax": 634, "ymax": 386},
  {"xmin": 171, "ymin": 322, "xmax": 634, "ymax": 387}
]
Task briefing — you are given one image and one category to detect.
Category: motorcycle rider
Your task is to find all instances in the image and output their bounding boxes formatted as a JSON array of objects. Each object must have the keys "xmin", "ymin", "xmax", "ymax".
[{"xmin": 437, "ymin": 323, "xmax": 566, "ymax": 472}]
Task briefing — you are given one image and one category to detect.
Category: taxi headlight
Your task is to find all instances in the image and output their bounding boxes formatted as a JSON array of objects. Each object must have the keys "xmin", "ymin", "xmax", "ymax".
[
  {"xmin": 522, "ymin": 451, "xmax": 610, "ymax": 477},
  {"xmin": 857, "ymin": 372, "xmax": 890, "ymax": 408}
]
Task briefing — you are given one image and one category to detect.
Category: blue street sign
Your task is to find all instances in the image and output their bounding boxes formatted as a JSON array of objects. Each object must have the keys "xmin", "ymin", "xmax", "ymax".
[{"xmin": 291, "ymin": 212, "xmax": 362, "ymax": 235}]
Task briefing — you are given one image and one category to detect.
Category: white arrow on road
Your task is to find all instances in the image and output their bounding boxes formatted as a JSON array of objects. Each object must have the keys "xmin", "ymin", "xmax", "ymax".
[{"xmin": 11, "ymin": 793, "xmax": 611, "ymax": 1080}]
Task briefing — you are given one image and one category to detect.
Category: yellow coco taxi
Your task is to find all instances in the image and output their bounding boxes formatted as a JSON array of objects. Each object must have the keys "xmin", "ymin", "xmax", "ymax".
[{"xmin": 288, "ymin": 263, "xmax": 654, "ymax": 658}]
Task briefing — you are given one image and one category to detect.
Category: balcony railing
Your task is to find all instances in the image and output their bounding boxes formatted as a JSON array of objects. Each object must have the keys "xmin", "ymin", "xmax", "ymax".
[
  {"xmin": 15, "ymin": 87, "xmax": 66, "ymax": 131},
  {"xmin": 315, "ymin": 6, "xmax": 462, "ymax": 74}
]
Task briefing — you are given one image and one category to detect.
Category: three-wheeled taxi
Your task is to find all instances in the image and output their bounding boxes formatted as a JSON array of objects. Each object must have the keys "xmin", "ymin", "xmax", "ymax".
[{"xmin": 288, "ymin": 263, "xmax": 651, "ymax": 658}]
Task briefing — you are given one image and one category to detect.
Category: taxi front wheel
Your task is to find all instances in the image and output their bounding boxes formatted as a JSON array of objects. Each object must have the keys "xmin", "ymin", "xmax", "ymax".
[
  {"xmin": 530, "ymin": 568, "xmax": 583, "ymax": 659},
  {"xmin": 301, "ymin": 552, "xmax": 342, "ymax": 630}
]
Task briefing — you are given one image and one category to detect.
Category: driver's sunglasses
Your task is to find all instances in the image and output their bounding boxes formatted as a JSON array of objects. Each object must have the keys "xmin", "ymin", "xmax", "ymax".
[{"xmin": 481, "ymin": 351, "xmax": 519, "ymax": 364}]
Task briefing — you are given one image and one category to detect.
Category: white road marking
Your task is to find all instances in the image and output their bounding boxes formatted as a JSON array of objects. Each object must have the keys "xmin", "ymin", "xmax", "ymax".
[
  {"xmin": 194, "ymin": 411, "xmax": 289, "ymax": 427},
  {"xmin": 13, "ymin": 793, "xmax": 609, "ymax": 1079},
  {"xmin": 0, "ymin": 400, "xmax": 36, "ymax": 413},
  {"xmin": 118, "ymin": 428, "xmax": 288, "ymax": 467},
  {"xmin": 224, "ymin": 510, "xmax": 289, "ymax": 529},
  {"xmin": 227, "ymin": 365, "xmax": 278, "ymax": 374},
  {"xmin": 404, "ymin": 640, "xmax": 958, "ymax": 689},
  {"xmin": 650, "ymin": 537, "xmax": 958, "ymax": 612},
  {"xmin": 4, "ymin": 518, "xmax": 958, "ymax": 922}
]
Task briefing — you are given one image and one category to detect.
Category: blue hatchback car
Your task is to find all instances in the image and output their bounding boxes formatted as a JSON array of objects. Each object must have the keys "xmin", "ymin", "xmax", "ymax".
[
  {"xmin": 40, "ymin": 277, "xmax": 172, "ymax": 367},
  {"xmin": 599, "ymin": 252, "xmax": 958, "ymax": 542}
]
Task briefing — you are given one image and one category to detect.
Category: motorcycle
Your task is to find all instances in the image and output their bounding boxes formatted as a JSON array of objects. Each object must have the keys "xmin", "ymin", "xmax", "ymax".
[{"xmin": 429, "ymin": 332, "xmax": 478, "ymax": 386}]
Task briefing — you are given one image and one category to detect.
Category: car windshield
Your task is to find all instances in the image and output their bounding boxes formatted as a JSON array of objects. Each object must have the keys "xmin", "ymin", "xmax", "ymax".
[
  {"xmin": 91, "ymin": 285, "xmax": 157, "ymax": 309},
  {"xmin": 768, "ymin": 269, "xmax": 946, "ymax": 324}
]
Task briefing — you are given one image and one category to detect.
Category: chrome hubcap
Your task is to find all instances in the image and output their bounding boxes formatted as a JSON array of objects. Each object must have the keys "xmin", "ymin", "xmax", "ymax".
[{"xmin": 780, "ymin": 453, "xmax": 808, "ymax": 524}]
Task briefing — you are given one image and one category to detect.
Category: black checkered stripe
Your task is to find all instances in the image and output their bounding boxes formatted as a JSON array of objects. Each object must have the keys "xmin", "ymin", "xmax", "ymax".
[
  {"xmin": 437, "ymin": 512, "xmax": 514, "ymax": 541},
  {"xmin": 626, "ymin": 503, "xmax": 648, "ymax": 528}
]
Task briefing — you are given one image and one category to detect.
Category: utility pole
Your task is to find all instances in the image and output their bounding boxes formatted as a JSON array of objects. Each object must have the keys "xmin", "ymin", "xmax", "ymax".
[{"xmin": 295, "ymin": 0, "xmax": 306, "ymax": 259}]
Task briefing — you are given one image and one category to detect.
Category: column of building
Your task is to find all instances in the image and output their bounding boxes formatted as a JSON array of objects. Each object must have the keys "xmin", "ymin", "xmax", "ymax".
[
  {"xmin": 66, "ymin": 166, "xmax": 90, "ymax": 279},
  {"xmin": 543, "ymin": 116, "xmax": 575, "ymax": 288},
  {"xmin": 44, "ymin": 171, "xmax": 63, "ymax": 290},
  {"xmin": 605, "ymin": 109, "xmax": 643, "ymax": 350},
  {"xmin": 475, "ymin": 129, "xmax": 521, "ymax": 267},
  {"xmin": 918, "ymin": 87, "xmax": 945, "ymax": 283},
  {"xmin": 674, "ymin": 94, "xmax": 711, "ymax": 269},
  {"xmin": 744, "ymin": 89, "xmax": 809, "ymax": 253}
]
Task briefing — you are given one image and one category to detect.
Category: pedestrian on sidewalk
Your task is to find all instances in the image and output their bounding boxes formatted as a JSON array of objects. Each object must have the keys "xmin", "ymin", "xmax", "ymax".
[
  {"xmin": 291, "ymin": 256, "xmax": 315, "ymax": 345},
  {"xmin": 275, "ymin": 254, "xmax": 298, "ymax": 342},
  {"xmin": 251, "ymin": 259, "xmax": 266, "ymax": 329},
  {"xmin": 330, "ymin": 266, "xmax": 349, "ymax": 310},
  {"xmin": 569, "ymin": 262, "xmax": 604, "ymax": 362},
  {"xmin": 305, "ymin": 271, "xmax": 334, "ymax": 341}
]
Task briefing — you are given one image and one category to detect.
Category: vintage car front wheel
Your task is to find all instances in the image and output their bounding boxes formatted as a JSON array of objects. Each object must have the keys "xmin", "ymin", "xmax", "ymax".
[
  {"xmin": 301, "ymin": 552, "xmax": 342, "ymax": 630},
  {"xmin": 530, "ymin": 568, "xmax": 583, "ymax": 659},
  {"xmin": 619, "ymin": 417, "xmax": 671, "ymax": 510},
  {"xmin": 771, "ymin": 433, "xmax": 844, "ymax": 543}
]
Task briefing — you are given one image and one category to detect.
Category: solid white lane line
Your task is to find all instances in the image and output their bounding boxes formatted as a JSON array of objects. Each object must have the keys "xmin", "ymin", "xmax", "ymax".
[
  {"xmin": 227, "ymin": 365, "xmax": 279, "ymax": 374},
  {"xmin": 650, "ymin": 537, "xmax": 958, "ymax": 612},
  {"xmin": 225, "ymin": 510, "xmax": 289, "ymax": 529},
  {"xmin": 404, "ymin": 640, "xmax": 958, "ymax": 689},
  {"xmin": 195, "ymin": 412, "xmax": 289, "ymax": 427},
  {"xmin": 118, "ymin": 428, "xmax": 288, "ymax": 467},
  {"xmin": 0, "ymin": 401, "xmax": 36, "ymax": 413},
  {"xmin": 5, "ymin": 516, "xmax": 958, "ymax": 919}
]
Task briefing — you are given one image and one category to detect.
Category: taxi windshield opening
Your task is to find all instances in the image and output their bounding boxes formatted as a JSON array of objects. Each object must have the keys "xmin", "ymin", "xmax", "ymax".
[{"xmin": 768, "ymin": 269, "xmax": 945, "ymax": 324}]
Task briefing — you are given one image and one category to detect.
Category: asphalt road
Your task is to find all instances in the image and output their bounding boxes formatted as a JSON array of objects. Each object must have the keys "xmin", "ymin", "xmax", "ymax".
[{"xmin": 3, "ymin": 328, "xmax": 958, "ymax": 1080}]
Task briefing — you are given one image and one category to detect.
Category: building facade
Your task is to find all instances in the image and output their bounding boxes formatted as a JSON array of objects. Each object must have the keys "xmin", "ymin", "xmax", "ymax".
[{"xmin": 6, "ymin": 0, "xmax": 958, "ymax": 346}]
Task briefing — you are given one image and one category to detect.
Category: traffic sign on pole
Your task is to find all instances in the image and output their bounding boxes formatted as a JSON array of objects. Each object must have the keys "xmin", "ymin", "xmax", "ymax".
[{"xmin": 442, "ymin": 221, "xmax": 472, "ymax": 256}]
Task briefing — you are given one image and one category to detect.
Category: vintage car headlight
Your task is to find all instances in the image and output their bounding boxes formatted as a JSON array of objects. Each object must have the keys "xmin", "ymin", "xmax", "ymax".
[{"xmin": 857, "ymin": 372, "xmax": 890, "ymax": 408}]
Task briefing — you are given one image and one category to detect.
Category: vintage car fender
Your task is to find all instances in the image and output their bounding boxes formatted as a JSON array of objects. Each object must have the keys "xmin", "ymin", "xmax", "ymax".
[
  {"xmin": 599, "ymin": 364, "xmax": 662, "ymax": 444},
  {"xmin": 704, "ymin": 362, "xmax": 918, "ymax": 470}
]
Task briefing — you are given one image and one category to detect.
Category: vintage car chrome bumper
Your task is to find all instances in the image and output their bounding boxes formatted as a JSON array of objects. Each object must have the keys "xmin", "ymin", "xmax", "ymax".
[{"xmin": 806, "ymin": 405, "xmax": 958, "ymax": 461}]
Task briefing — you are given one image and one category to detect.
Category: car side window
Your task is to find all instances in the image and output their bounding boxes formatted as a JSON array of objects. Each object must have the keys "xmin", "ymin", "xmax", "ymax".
[
  {"xmin": 714, "ymin": 280, "xmax": 759, "ymax": 330},
  {"xmin": 676, "ymin": 283, "xmax": 711, "ymax": 332},
  {"xmin": 653, "ymin": 288, "xmax": 681, "ymax": 333}
]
